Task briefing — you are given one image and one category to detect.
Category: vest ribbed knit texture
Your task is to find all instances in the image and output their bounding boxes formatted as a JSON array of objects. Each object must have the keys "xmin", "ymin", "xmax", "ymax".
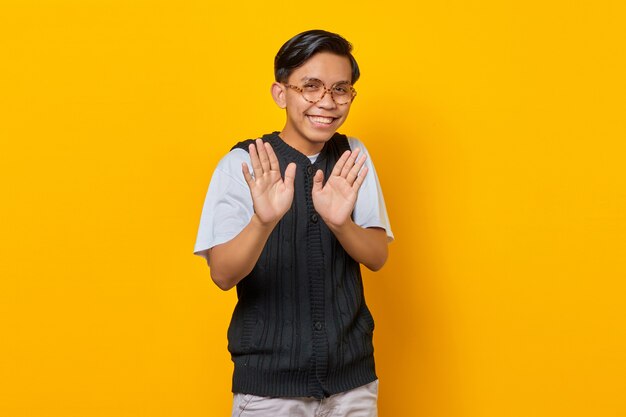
[{"xmin": 227, "ymin": 132, "xmax": 377, "ymax": 399}]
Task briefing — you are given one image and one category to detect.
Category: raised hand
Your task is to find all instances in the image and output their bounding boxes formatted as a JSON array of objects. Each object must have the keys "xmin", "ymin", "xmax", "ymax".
[
  {"xmin": 312, "ymin": 148, "xmax": 368, "ymax": 229},
  {"xmin": 242, "ymin": 139, "xmax": 296, "ymax": 226}
]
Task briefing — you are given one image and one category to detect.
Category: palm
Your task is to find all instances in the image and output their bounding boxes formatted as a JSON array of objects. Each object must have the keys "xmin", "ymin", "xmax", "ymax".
[
  {"xmin": 242, "ymin": 139, "xmax": 296, "ymax": 225},
  {"xmin": 249, "ymin": 169, "xmax": 294, "ymax": 223},
  {"xmin": 312, "ymin": 175, "xmax": 358, "ymax": 226},
  {"xmin": 312, "ymin": 148, "xmax": 368, "ymax": 228}
]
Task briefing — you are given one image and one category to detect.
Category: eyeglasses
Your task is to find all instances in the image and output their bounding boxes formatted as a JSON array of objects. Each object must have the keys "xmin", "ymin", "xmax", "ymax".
[{"xmin": 284, "ymin": 79, "xmax": 357, "ymax": 105}]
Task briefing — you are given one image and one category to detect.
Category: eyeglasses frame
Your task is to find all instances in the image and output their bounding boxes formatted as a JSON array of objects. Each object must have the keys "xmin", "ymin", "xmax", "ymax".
[{"xmin": 283, "ymin": 81, "xmax": 357, "ymax": 106}]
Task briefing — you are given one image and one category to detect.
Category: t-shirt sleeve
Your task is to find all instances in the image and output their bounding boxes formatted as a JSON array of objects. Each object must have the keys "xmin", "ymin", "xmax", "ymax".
[
  {"xmin": 349, "ymin": 137, "xmax": 394, "ymax": 242},
  {"xmin": 193, "ymin": 149, "xmax": 254, "ymax": 261}
]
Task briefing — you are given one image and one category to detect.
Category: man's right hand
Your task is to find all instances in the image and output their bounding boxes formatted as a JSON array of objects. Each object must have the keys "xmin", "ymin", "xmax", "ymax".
[{"xmin": 242, "ymin": 138, "xmax": 296, "ymax": 226}]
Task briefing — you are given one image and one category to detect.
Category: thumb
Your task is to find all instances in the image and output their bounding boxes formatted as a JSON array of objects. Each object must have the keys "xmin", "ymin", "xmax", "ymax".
[
  {"xmin": 284, "ymin": 162, "xmax": 296, "ymax": 189},
  {"xmin": 312, "ymin": 169, "xmax": 324, "ymax": 194}
]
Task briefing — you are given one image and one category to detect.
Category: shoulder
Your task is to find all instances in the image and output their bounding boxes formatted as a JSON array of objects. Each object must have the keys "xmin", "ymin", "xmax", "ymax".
[
  {"xmin": 347, "ymin": 136, "xmax": 367, "ymax": 148},
  {"xmin": 231, "ymin": 132, "xmax": 278, "ymax": 152},
  {"xmin": 214, "ymin": 148, "xmax": 250, "ymax": 181},
  {"xmin": 347, "ymin": 136, "xmax": 373, "ymax": 157},
  {"xmin": 215, "ymin": 133, "xmax": 276, "ymax": 172},
  {"xmin": 230, "ymin": 138, "xmax": 256, "ymax": 152}
]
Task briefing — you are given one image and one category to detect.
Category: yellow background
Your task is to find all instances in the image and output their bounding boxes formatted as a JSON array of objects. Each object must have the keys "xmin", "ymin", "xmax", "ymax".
[{"xmin": 1, "ymin": 1, "xmax": 625, "ymax": 416}]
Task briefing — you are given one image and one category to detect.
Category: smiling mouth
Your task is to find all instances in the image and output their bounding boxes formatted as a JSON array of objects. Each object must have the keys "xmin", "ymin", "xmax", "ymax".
[{"xmin": 307, "ymin": 115, "xmax": 337, "ymax": 125}]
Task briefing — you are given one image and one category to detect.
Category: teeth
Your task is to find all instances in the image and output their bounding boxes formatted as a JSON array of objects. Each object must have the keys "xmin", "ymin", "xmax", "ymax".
[{"xmin": 309, "ymin": 116, "xmax": 334, "ymax": 124}]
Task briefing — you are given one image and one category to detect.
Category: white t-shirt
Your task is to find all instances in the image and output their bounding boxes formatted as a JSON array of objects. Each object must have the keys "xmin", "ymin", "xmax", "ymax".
[{"xmin": 193, "ymin": 137, "xmax": 393, "ymax": 261}]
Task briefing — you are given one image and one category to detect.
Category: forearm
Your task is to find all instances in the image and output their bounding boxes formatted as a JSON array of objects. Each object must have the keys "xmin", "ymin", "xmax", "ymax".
[
  {"xmin": 327, "ymin": 221, "xmax": 389, "ymax": 271},
  {"xmin": 208, "ymin": 214, "xmax": 277, "ymax": 290}
]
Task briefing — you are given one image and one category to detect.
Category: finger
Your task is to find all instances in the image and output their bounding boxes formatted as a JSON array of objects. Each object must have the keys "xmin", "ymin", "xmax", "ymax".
[
  {"xmin": 256, "ymin": 138, "xmax": 270, "ymax": 173},
  {"xmin": 346, "ymin": 153, "xmax": 367, "ymax": 185},
  {"xmin": 340, "ymin": 148, "xmax": 361, "ymax": 178},
  {"xmin": 248, "ymin": 143, "xmax": 264, "ymax": 179},
  {"xmin": 264, "ymin": 142, "xmax": 280, "ymax": 172},
  {"xmin": 312, "ymin": 169, "xmax": 324, "ymax": 194},
  {"xmin": 242, "ymin": 162, "xmax": 254, "ymax": 187},
  {"xmin": 283, "ymin": 162, "xmax": 296, "ymax": 189},
  {"xmin": 331, "ymin": 150, "xmax": 351, "ymax": 176},
  {"xmin": 353, "ymin": 165, "xmax": 369, "ymax": 191}
]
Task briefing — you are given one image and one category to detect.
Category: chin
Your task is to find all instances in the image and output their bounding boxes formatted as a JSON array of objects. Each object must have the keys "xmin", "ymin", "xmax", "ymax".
[
  {"xmin": 307, "ymin": 131, "xmax": 337, "ymax": 144},
  {"xmin": 305, "ymin": 124, "xmax": 343, "ymax": 142}
]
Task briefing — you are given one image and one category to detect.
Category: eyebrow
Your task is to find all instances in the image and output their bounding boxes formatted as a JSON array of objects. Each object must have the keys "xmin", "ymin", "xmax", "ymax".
[{"xmin": 299, "ymin": 77, "xmax": 351, "ymax": 85}]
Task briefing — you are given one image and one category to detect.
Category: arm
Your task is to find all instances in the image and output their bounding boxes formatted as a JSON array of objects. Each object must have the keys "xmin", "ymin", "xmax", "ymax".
[
  {"xmin": 312, "ymin": 148, "xmax": 389, "ymax": 271},
  {"xmin": 209, "ymin": 139, "xmax": 296, "ymax": 291},
  {"xmin": 209, "ymin": 214, "xmax": 278, "ymax": 290},
  {"xmin": 327, "ymin": 222, "xmax": 388, "ymax": 271}
]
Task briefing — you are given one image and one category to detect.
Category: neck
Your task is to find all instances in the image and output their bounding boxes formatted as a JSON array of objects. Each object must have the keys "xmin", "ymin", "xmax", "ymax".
[{"xmin": 279, "ymin": 126, "xmax": 327, "ymax": 156}]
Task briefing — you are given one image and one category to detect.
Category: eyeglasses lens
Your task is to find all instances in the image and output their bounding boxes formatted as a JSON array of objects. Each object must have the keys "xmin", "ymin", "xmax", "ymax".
[{"xmin": 302, "ymin": 81, "xmax": 354, "ymax": 105}]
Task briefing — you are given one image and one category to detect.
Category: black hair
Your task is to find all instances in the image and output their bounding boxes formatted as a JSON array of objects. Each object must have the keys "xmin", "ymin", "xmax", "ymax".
[{"xmin": 274, "ymin": 30, "xmax": 360, "ymax": 84}]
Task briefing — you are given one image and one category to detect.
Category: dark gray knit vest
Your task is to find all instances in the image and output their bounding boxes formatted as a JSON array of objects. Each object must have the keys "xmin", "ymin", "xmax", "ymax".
[{"xmin": 228, "ymin": 132, "xmax": 376, "ymax": 399}]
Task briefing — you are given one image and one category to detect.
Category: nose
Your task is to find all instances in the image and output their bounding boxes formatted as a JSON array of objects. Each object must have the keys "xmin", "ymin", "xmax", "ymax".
[{"xmin": 316, "ymin": 88, "xmax": 337, "ymax": 109}]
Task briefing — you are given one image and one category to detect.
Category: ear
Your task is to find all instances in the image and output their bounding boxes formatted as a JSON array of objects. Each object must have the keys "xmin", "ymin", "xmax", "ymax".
[{"xmin": 271, "ymin": 82, "xmax": 287, "ymax": 109}]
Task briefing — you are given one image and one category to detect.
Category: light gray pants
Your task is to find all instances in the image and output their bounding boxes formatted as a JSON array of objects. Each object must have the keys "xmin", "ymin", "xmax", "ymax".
[{"xmin": 231, "ymin": 380, "xmax": 379, "ymax": 417}]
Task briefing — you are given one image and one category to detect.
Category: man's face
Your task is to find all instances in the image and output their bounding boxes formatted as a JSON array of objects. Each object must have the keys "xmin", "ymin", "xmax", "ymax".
[{"xmin": 277, "ymin": 52, "xmax": 354, "ymax": 155}]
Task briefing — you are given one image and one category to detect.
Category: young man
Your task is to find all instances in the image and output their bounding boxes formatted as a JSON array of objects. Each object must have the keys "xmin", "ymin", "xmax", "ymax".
[{"xmin": 194, "ymin": 30, "xmax": 393, "ymax": 416}]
